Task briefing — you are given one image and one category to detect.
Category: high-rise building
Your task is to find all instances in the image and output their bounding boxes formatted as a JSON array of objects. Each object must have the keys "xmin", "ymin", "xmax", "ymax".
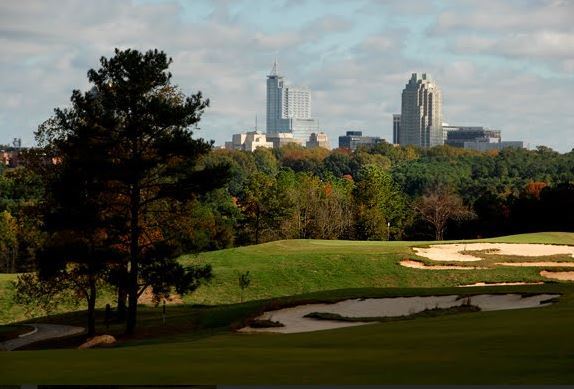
[
  {"xmin": 266, "ymin": 60, "xmax": 319, "ymax": 143},
  {"xmin": 399, "ymin": 73, "xmax": 443, "ymax": 148},
  {"xmin": 392, "ymin": 114, "xmax": 401, "ymax": 144}
]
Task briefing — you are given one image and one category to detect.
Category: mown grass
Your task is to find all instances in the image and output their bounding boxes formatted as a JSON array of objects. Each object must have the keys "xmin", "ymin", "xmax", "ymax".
[
  {"xmin": 0, "ymin": 283, "xmax": 573, "ymax": 384},
  {"xmin": 2, "ymin": 232, "xmax": 574, "ymax": 324},
  {"xmin": 180, "ymin": 232, "xmax": 574, "ymax": 305}
]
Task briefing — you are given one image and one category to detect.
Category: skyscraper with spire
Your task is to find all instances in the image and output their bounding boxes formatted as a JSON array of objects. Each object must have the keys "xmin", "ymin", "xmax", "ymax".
[{"xmin": 266, "ymin": 59, "xmax": 319, "ymax": 143}]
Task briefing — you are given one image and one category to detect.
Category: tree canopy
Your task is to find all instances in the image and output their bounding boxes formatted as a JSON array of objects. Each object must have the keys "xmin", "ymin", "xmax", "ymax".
[{"xmin": 34, "ymin": 48, "xmax": 228, "ymax": 334}]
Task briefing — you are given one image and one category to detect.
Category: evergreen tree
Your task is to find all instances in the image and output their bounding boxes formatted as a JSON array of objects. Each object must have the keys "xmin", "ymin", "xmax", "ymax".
[{"xmin": 36, "ymin": 48, "xmax": 228, "ymax": 334}]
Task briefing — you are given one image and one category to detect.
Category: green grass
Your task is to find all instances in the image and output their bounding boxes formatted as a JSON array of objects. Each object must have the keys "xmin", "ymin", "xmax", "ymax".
[
  {"xmin": 1, "ymin": 283, "xmax": 573, "ymax": 384},
  {"xmin": 2, "ymin": 231, "xmax": 574, "ymax": 384},
  {"xmin": 2, "ymin": 232, "xmax": 574, "ymax": 324},
  {"xmin": 181, "ymin": 232, "xmax": 574, "ymax": 305},
  {"xmin": 0, "ymin": 273, "xmax": 118, "ymax": 325}
]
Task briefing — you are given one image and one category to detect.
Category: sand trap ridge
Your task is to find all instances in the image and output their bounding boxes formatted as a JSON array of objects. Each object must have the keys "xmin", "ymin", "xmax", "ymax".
[
  {"xmin": 540, "ymin": 271, "xmax": 574, "ymax": 281},
  {"xmin": 459, "ymin": 282, "xmax": 545, "ymax": 287},
  {"xmin": 496, "ymin": 262, "xmax": 574, "ymax": 267},
  {"xmin": 414, "ymin": 243, "xmax": 574, "ymax": 262},
  {"xmin": 400, "ymin": 259, "xmax": 485, "ymax": 270}
]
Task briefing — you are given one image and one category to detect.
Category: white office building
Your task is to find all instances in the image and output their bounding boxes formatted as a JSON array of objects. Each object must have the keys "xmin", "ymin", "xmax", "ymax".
[
  {"xmin": 399, "ymin": 73, "xmax": 443, "ymax": 148},
  {"xmin": 225, "ymin": 131, "xmax": 274, "ymax": 152},
  {"xmin": 266, "ymin": 60, "xmax": 320, "ymax": 143}
]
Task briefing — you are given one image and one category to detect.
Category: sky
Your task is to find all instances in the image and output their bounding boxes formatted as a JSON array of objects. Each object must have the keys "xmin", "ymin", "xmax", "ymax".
[{"xmin": 1, "ymin": 0, "xmax": 573, "ymax": 151}]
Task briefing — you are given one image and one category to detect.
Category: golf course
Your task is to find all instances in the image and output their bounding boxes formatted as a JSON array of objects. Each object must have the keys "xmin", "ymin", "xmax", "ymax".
[{"xmin": 1, "ymin": 231, "xmax": 574, "ymax": 384}]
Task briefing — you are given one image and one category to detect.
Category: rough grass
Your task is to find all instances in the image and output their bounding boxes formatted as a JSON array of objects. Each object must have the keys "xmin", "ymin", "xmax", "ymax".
[
  {"xmin": 0, "ymin": 283, "xmax": 573, "ymax": 384},
  {"xmin": 0, "ymin": 273, "xmax": 117, "ymax": 325}
]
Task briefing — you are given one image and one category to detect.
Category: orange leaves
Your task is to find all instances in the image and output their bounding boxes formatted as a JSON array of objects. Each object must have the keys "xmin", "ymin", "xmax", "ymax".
[{"xmin": 524, "ymin": 181, "xmax": 548, "ymax": 200}]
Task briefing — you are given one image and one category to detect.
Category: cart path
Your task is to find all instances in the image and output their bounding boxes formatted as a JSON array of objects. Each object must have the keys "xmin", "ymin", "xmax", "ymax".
[{"xmin": 0, "ymin": 324, "xmax": 85, "ymax": 351}]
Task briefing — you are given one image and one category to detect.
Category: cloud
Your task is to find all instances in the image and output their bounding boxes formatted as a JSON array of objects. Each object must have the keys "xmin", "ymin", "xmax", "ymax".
[
  {"xmin": 0, "ymin": 0, "xmax": 572, "ymax": 152},
  {"xmin": 434, "ymin": 0, "xmax": 574, "ymax": 33},
  {"xmin": 455, "ymin": 32, "xmax": 574, "ymax": 60}
]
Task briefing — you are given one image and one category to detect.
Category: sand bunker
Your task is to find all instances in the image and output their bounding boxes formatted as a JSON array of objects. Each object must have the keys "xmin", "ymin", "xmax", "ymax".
[
  {"xmin": 496, "ymin": 262, "xmax": 574, "ymax": 267},
  {"xmin": 400, "ymin": 259, "xmax": 485, "ymax": 270},
  {"xmin": 240, "ymin": 294, "xmax": 558, "ymax": 334},
  {"xmin": 540, "ymin": 271, "xmax": 574, "ymax": 281},
  {"xmin": 138, "ymin": 287, "xmax": 183, "ymax": 305},
  {"xmin": 414, "ymin": 243, "xmax": 574, "ymax": 262},
  {"xmin": 459, "ymin": 282, "xmax": 544, "ymax": 287}
]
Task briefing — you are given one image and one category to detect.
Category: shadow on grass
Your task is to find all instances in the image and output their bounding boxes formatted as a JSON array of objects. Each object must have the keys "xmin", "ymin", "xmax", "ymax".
[{"xmin": 14, "ymin": 283, "xmax": 569, "ymax": 350}]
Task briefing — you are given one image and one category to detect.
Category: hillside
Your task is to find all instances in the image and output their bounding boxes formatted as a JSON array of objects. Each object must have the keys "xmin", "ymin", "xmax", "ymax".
[
  {"xmin": 181, "ymin": 232, "xmax": 574, "ymax": 305},
  {"xmin": 1, "ymin": 232, "xmax": 573, "ymax": 324}
]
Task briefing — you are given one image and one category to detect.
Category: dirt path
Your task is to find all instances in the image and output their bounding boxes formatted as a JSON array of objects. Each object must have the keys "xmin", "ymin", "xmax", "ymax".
[{"xmin": 0, "ymin": 324, "xmax": 85, "ymax": 351}]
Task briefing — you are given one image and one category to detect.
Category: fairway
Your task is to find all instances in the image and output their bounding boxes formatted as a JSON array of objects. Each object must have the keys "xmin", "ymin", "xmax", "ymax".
[
  {"xmin": 1, "ymin": 232, "xmax": 574, "ymax": 384},
  {"xmin": 6, "ymin": 232, "xmax": 572, "ymax": 324},
  {"xmin": 1, "ymin": 283, "xmax": 574, "ymax": 384}
]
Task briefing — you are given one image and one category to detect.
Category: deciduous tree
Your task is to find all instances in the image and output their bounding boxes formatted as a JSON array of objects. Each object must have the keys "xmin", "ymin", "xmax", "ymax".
[{"xmin": 414, "ymin": 187, "xmax": 475, "ymax": 240}]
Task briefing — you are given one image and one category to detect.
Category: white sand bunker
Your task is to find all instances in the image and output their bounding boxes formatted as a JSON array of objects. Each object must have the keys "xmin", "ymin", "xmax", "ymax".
[
  {"xmin": 459, "ymin": 282, "xmax": 544, "ymax": 287},
  {"xmin": 240, "ymin": 294, "xmax": 559, "ymax": 334},
  {"xmin": 540, "ymin": 270, "xmax": 574, "ymax": 281},
  {"xmin": 414, "ymin": 243, "xmax": 574, "ymax": 262},
  {"xmin": 400, "ymin": 259, "xmax": 485, "ymax": 270},
  {"xmin": 496, "ymin": 262, "xmax": 574, "ymax": 267}
]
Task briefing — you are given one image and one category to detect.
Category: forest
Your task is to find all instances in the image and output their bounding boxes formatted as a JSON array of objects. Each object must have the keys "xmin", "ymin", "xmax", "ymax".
[{"xmin": 2, "ymin": 140, "xmax": 574, "ymax": 275}]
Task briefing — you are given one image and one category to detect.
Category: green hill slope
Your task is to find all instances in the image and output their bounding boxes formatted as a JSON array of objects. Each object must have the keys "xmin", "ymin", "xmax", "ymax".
[
  {"xmin": 2, "ymin": 232, "xmax": 573, "ymax": 323},
  {"xmin": 181, "ymin": 232, "xmax": 574, "ymax": 305}
]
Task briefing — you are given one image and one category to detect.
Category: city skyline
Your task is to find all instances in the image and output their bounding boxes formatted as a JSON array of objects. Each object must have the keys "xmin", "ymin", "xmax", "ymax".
[{"xmin": 1, "ymin": 1, "xmax": 573, "ymax": 151}]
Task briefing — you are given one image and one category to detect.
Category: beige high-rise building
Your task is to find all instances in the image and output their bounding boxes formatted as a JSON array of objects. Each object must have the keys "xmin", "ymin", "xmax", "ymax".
[
  {"xmin": 306, "ymin": 132, "xmax": 330, "ymax": 149},
  {"xmin": 399, "ymin": 73, "xmax": 443, "ymax": 148}
]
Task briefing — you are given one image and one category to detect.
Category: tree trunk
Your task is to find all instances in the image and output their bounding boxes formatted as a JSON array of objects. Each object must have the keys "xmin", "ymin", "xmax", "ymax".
[
  {"xmin": 126, "ymin": 185, "xmax": 141, "ymax": 335},
  {"xmin": 255, "ymin": 206, "xmax": 260, "ymax": 244},
  {"xmin": 10, "ymin": 246, "xmax": 17, "ymax": 273},
  {"xmin": 87, "ymin": 275, "xmax": 97, "ymax": 337},
  {"xmin": 116, "ymin": 285, "xmax": 127, "ymax": 321},
  {"xmin": 436, "ymin": 226, "xmax": 444, "ymax": 241}
]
